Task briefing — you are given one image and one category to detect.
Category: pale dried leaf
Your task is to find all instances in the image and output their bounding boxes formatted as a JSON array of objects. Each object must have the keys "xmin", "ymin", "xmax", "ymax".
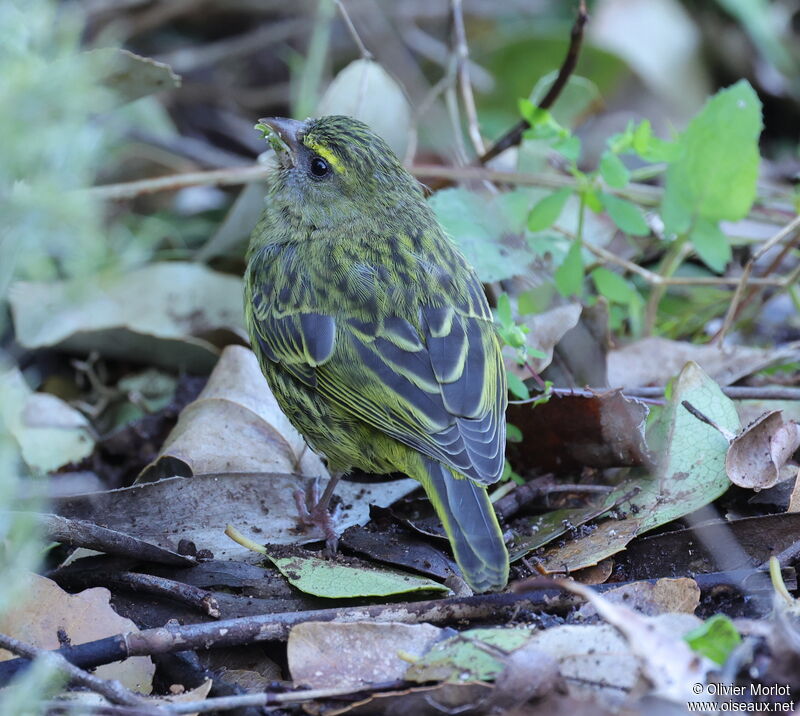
[
  {"xmin": 0, "ymin": 574, "xmax": 154, "ymax": 693},
  {"xmin": 289, "ymin": 622, "xmax": 442, "ymax": 689},
  {"xmin": 10, "ymin": 263, "xmax": 245, "ymax": 372},
  {"xmin": 52, "ymin": 473, "xmax": 418, "ymax": 560},
  {"xmin": 578, "ymin": 577, "xmax": 700, "ymax": 618},
  {"xmin": 1, "ymin": 368, "xmax": 94, "ymax": 473},
  {"xmin": 139, "ymin": 345, "xmax": 326, "ymax": 481},
  {"xmin": 608, "ymin": 337, "xmax": 799, "ymax": 388}
]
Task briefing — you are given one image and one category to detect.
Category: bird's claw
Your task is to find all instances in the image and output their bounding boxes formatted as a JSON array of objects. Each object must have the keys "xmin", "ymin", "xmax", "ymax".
[{"xmin": 293, "ymin": 478, "xmax": 341, "ymax": 555}]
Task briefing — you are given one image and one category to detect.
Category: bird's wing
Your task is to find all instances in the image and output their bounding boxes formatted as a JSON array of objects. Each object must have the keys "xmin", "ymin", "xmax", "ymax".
[{"xmin": 248, "ymin": 281, "xmax": 506, "ymax": 486}]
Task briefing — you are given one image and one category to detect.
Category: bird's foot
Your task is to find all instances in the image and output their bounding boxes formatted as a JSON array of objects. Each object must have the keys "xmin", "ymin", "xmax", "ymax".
[{"xmin": 293, "ymin": 475, "xmax": 342, "ymax": 555}]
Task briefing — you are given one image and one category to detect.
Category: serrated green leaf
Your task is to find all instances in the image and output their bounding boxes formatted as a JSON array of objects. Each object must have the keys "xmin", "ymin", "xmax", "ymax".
[
  {"xmin": 527, "ymin": 189, "xmax": 572, "ymax": 231},
  {"xmin": 599, "ymin": 151, "xmax": 630, "ymax": 188},
  {"xmin": 684, "ymin": 614, "xmax": 741, "ymax": 665},
  {"xmin": 555, "ymin": 241, "xmax": 584, "ymax": 297},
  {"xmin": 591, "ymin": 267, "xmax": 637, "ymax": 304},
  {"xmin": 507, "ymin": 372, "xmax": 530, "ymax": 400},
  {"xmin": 690, "ymin": 219, "xmax": 732, "ymax": 273},
  {"xmin": 266, "ymin": 550, "xmax": 449, "ymax": 598},
  {"xmin": 600, "ymin": 193, "xmax": 649, "ymax": 236},
  {"xmin": 661, "ymin": 81, "xmax": 762, "ymax": 234}
]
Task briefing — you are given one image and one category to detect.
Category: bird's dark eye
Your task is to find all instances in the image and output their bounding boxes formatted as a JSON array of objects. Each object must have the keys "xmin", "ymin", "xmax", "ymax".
[{"xmin": 309, "ymin": 156, "xmax": 330, "ymax": 178}]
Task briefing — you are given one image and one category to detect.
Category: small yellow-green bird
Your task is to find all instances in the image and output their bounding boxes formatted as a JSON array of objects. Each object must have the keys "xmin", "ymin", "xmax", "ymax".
[{"xmin": 245, "ymin": 115, "xmax": 509, "ymax": 592}]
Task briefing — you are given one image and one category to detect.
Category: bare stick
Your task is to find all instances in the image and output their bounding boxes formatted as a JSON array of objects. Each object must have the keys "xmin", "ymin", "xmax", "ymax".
[
  {"xmin": 508, "ymin": 383, "xmax": 800, "ymax": 405},
  {"xmin": 478, "ymin": 0, "xmax": 588, "ymax": 166},
  {"xmin": 28, "ymin": 513, "xmax": 196, "ymax": 567},
  {"xmin": 0, "ymin": 633, "xmax": 146, "ymax": 707},
  {"xmin": 715, "ymin": 214, "xmax": 800, "ymax": 344},
  {"xmin": 451, "ymin": 0, "xmax": 485, "ymax": 155},
  {"xmin": 52, "ymin": 570, "xmax": 219, "ymax": 619},
  {"xmin": 0, "ymin": 589, "xmax": 582, "ymax": 685},
  {"xmin": 333, "ymin": 0, "xmax": 372, "ymax": 60},
  {"xmin": 681, "ymin": 400, "xmax": 737, "ymax": 442}
]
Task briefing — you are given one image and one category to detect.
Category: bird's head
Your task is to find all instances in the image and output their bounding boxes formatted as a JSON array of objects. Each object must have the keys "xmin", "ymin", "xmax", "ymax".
[{"xmin": 255, "ymin": 115, "xmax": 422, "ymax": 229}]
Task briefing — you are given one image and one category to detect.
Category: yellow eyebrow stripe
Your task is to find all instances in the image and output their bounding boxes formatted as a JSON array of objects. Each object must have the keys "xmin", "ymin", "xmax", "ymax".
[{"xmin": 303, "ymin": 139, "xmax": 343, "ymax": 173}]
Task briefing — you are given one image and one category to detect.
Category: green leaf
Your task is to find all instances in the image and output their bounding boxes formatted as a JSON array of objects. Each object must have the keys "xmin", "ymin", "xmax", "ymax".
[
  {"xmin": 599, "ymin": 151, "xmax": 630, "ymax": 188},
  {"xmin": 527, "ymin": 189, "xmax": 572, "ymax": 231},
  {"xmin": 429, "ymin": 188, "xmax": 535, "ymax": 283},
  {"xmin": 507, "ymin": 372, "xmax": 530, "ymax": 400},
  {"xmin": 533, "ymin": 362, "xmax": 739, "ymax": 570},
  {"xmin": 495, "ymin": 293, "xmax": 513, "ymax": 328},
  {"xmin": 406, "ymin": 627, "xmax": 535, "ymax": 684},
  {"xmin": 554, "ymin": 134, "xmax": 581, "ymax": 163},
  {"xmin": 689, "ymin": 219, "xmax": 732, "ymax": 273},
  {"xmin": 684, "ymin": 614, "xmax": 742, "ymax": 665},
  {"xmin": 661, "ymin": 81, "xmax": 762, "ymax": 234},
  {"xmin": 591, "ymin": 267, "xmax": 637, "ymax": 304},
  {"xmin": 555, "ymin": 241, "xmax": 584, "ymax": 297},
  {"xmin": 266, "ymin": 549, "xmax": 449, "ymax": 598},
  {"xmin": 600, "ymin": 192, "xmax": 649, "ymax": 236},
  {"xmin": 506, "ymin": 423, "xmax": 523, "ymax": 443}
]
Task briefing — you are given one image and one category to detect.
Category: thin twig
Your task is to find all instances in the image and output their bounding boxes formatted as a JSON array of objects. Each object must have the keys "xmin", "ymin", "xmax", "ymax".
[
  {"xmin": 714, "ymin": 213, "xmax": 800, "ymax": 344},
  {"xmin": 681, "ymin": 400, "xmax": 737, "ymax": 442},
  {"xmin": 0, "ymin": 589, "xmax": 584, "ymax": 685},
  {"xmin": 478, "ymin": 0, "xmax": 588, "ymax": 166},
  {"xmin": 0, "ymin": 633, "xmax": 146, "ymax": 707},
  {"xmin": 52, "ymin": 570, "xmax": 220, "ymax": 619},
  {"xmin": 508, "ymin": 383, "xmax": 800, "ymax": 406},
  {"xmin": 451, "ymin": 0, "xmax": 484, "ymax": 155},
  {"xmin": 334, "ymin": 0, "xmax": 373, "ymax": 60},
  {"xmin": 165, "ymin": 683, "xmax": 402, "ymax": 714}
]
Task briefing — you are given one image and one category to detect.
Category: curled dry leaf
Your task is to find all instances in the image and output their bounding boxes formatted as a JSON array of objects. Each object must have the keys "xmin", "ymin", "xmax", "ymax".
[
  {"xmin": 505, "ymin": 303, "xmax": 582, "ymax": 378},
  {"xmin": 10, "ymin": 262, "xmax": 246, "ymax": 372},
  {"xmin": 139, "ymin": 345, "xmax": 327, "ymax": 481},
  {"xmin": 0, "ymin": 573, "xmax": 154, "ymax": 693},
  {"xmin": 288, "ymin": 621, "xmax": 442, "ymax": 690},
  {"xmin": 1, "ymin": 367, "xmax": 94, "ymax": 473},
  {"xmin": 726, "ymin": 410, "xmax": 800, "ymax": 490}
]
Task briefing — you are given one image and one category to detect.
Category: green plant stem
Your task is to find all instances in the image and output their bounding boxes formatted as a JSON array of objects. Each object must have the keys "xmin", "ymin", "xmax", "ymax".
[{"xmin": 643, "ymin": 233, "xmax": 690, "ymax": 335}]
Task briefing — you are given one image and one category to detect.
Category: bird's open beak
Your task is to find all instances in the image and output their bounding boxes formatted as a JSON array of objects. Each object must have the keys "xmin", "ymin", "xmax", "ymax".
[{"xmin": 258, "ymin": 117, "xmax": 304, "ymax": 169}]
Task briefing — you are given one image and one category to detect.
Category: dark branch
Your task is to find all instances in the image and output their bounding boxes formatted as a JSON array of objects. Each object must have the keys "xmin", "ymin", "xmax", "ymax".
[{"xmin": 478, "ymin": 0, "xmax": 588, "ymax": 166}]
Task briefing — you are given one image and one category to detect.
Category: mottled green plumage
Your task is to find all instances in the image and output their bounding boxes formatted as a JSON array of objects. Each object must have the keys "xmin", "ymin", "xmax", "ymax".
[{"xmin": 245, "ymin": 115, "xmax": 509, "ymax": 592}]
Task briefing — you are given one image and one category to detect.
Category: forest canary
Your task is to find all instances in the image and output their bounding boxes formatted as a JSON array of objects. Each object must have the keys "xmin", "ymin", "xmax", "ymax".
[{"xmin": 245, "ymin": 115, "xmax": 509, "ymax": 592}]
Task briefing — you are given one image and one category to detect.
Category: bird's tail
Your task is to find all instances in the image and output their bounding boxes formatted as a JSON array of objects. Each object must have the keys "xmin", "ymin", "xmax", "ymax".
[{"xmin": 419, "ymin": 457, "xmax": 509, "ymax": 593}]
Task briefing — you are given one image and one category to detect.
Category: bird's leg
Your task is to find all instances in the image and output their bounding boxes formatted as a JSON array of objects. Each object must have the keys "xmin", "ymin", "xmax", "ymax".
[{"xmin": 293, "ymin": 473, "xmax": 342, "ymax": 554}]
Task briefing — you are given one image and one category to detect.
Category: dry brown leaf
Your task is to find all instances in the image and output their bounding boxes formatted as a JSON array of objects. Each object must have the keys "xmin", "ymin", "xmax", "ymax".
[
  {"xmin": 0, "ymin": 573, "xmax": 154, "ymax": 693},
  {"xmin": 140, "ymin": 345, "xmax": 327, "ymax": 482},
  {"xmin": 725, "ymin": 410, "xmax": 800, "ymax": 490},
  {"xmin": 788, "ymin": 470, "xmax": 800, "ymax": 513},
  {"xmin": 578, "ymin": 578, "xmax": 700, "ymax": 618}
]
